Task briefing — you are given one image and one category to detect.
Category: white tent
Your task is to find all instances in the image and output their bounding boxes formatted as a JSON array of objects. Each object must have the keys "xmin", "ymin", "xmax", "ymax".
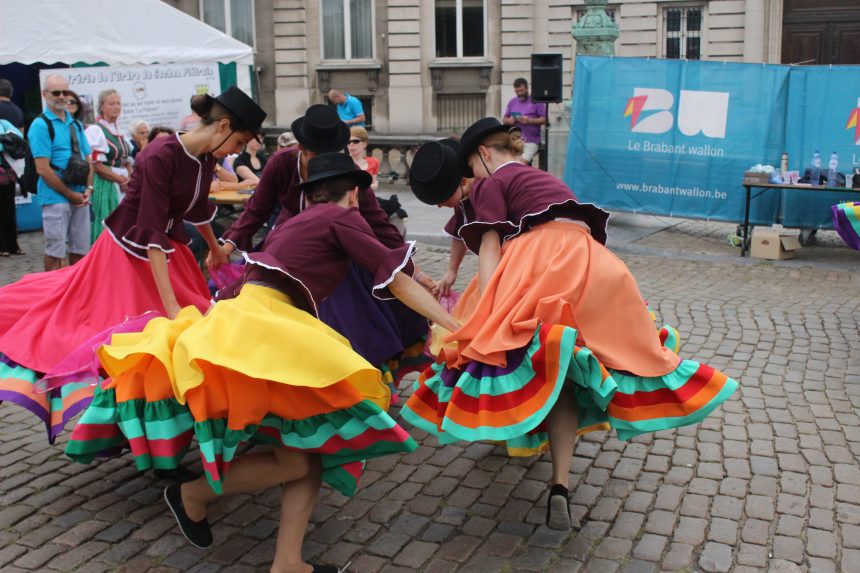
[{"xmin": 0, "ymin": 0, "xmax": 254, "ymax": 88}]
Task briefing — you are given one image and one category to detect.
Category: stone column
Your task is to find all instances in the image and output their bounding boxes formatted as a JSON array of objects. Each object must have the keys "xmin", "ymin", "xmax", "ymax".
[{"xmin": 548, "ymin": 0, "xmax": 619, "ymax": 178}]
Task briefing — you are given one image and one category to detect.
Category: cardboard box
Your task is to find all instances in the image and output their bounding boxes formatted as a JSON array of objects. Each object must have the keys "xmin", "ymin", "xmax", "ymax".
[
  {"xmin": 743, "ymin": 171, "xmax": 771, "ymax": 185},
  {"xmin": 750, "ymin": 228, "xmax": 801, "ymax": 260}
]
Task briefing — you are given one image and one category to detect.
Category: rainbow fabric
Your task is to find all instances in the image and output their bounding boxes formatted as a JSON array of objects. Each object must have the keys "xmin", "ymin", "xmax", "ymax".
[
  {"xmin": 832, "ymin": 202, "xmax": 860, "ymax": 251},
  {"xmin": 0, "ymin": 354, "xmax": 94, "ymax": 443},
  {"xmin": 402, "ymin": 324, "xmax": 737, "ymax": 454}
]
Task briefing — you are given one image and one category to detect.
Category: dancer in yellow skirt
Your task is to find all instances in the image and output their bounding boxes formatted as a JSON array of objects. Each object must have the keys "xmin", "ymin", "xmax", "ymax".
[
  {"xmin": 68, "ymin": 153, "xmax": 458, "ymax": 573},
  {"xmin": 403, "ymin": 121, "xmax": 738, "ymax": 530}
]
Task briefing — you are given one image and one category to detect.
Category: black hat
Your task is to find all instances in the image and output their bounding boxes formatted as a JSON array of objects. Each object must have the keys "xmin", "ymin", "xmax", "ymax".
[
  {"xmin": 297, "ymin": 152, "xmax": 371, "ymax": 191},
  {"xmin": 409, "ymin": 140, "xmax": 462, "ymax": 205},
  {"xmin": 206, "ymin": 86, "xmax": 267, "ymax": 143},
  {"xmin": 291, "ymin": 104, "xmax": 350, "ymax": 153},
  {"xmin": 457, "ymin": 117, "xmax": 521, "ymax": 177}
]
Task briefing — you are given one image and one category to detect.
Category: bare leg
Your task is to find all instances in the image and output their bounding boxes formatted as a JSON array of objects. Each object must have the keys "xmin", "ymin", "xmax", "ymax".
[
  {"xmin": 68, "ymin": 253, "xmax": 85, "ymax": 266},
  {"xmin": 44, "ymin": 255, "xmax": 63, "ymax": 272},
  {"xmin": 545, "ymin": 383, "xmax": 579, "ymax": 487},
  {"xmin": 181, "ymin": 448, "xmax": 312, "ymax": 521},
  {"xmin": 270, "ymin": 455, "xmax": 323, "ymax": 573}
]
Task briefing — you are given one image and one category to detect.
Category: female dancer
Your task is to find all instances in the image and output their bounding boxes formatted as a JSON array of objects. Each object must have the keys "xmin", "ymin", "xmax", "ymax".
[
  {"xmin": 85, "ymin": 88, "xmax": 132, "ymax": 242},
  {"xmin": 214, "ymin": 104, "xmax": 434, "ymax": 393},
  {"xmin": 403, "ymin": 121, "xmax": 738, "ymax": 530},
  {"xmin": 69, "ymin": 153, "xmax": 458, "ymax": 573},
  {"xmin": 0, "ymin": 87, "xmax": 265, "ymax": 442}
]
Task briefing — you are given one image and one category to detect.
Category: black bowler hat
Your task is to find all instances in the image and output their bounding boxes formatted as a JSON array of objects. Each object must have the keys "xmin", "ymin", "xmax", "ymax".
[
  {"xmin": 457, "ymin": 117, "xmax": 521, "ymax": 177},
  {"xmin": 409, "ymin": 140, "xmax": 462, "ymax": 205},
  {"xmin": 206, "ymin": 86, "xmax": 267, "ymax": 143},
  {"xmin": 297, "ymin": 152, "xmax": 371, "ymax": 191},
  {"xmin": 291, "ymin": 104, "xmax": 350, "ymax": 153}
]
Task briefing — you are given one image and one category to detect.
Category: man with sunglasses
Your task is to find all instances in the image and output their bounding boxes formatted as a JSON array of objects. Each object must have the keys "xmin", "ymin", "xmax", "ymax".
[{"xmin": 27, "ymin": 74, "xmax": 94, "ymax": 271}]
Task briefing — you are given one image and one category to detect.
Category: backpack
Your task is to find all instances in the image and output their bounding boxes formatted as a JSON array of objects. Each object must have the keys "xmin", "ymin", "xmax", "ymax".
[{"xmin": 19, "ymin": 113, "xmax": 86, "ymax": 196}]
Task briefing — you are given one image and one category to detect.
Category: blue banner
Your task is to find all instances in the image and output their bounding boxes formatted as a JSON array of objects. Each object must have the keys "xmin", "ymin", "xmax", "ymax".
[
  {"xmin": 565, "ymin": 57, "xmax": 789, "ymax": 225},
  {"xmin": 782, "ymin": 66, "xmax": 860, "ymax": 228}
]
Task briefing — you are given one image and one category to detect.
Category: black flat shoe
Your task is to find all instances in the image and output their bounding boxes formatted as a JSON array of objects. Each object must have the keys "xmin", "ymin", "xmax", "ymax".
[
  {"xmin": 164, "ymin": 484, "xmax": 213, "ymax": 548},
  {"xmin": 311, "ymin": 561, "xmax": 351, "ymax": 573},
  {"xmin": 154, "ymin": 466, "xmax": 201, "ymax": 483},
  {"xmin": 546, "ymin": 483, "xmax": 571, "ymax": 530}
]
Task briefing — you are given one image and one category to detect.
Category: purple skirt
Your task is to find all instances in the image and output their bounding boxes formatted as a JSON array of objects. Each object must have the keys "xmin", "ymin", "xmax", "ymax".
[
  {"xmin": 318, "ymin": 262, "xmax": 429, "ymax": 366},
  {"xmin": 832, "ymin": 202, "xmax": 860, "ymax": 251}
]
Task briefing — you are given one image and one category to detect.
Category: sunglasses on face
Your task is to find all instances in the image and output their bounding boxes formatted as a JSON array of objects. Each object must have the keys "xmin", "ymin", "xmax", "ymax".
[{"xmin": 348, "ymin": 139, "xmax": 364, "ymax": 145}]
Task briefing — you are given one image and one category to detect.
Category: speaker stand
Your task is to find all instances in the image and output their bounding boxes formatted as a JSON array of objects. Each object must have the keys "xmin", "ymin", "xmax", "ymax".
[{"xmin": 538, "ymin": 112, "xmax": 550, "ymax": 172}]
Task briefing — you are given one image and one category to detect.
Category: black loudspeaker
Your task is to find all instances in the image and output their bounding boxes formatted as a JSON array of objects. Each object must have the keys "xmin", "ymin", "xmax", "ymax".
[{"xmin": 530, "ymin": 53, "xmax": 563, "ymax": 103}]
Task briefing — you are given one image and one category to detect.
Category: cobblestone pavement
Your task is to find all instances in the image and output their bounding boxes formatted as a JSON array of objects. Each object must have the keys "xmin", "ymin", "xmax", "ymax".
[{"xmin": 3, "ymin": 223, "xmax": 860, "ymax": 573}]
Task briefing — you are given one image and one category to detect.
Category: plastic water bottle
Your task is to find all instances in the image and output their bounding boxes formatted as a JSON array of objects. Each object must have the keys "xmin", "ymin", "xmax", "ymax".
[
  {"xmin": 810, "ymin": 150, "xmax": 821, "ymax": 186},
  {"xmin": 827, "ymin": 151, "xmax": 839, "ymax": 188}
]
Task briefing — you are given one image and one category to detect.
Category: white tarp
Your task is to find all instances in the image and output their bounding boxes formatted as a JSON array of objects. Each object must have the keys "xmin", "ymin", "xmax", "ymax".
[{"xmin": 0, "ymin": 0, "xmax": 254, "ymax": 67}]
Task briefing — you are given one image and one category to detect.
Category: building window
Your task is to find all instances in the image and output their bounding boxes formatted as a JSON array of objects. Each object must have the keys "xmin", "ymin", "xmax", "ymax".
[
  {"xmin": 435, "ymin": 0, "xmax": 486, "ymax": 58},
  {"xmin": 201, "ymin": 0, "xmax": 255, "ymax": 47},
  {"xmin": 322, "ymin": 0, "xmax": 374, "ymax": 60},
  {"xmin": 436, "ymin": 94, "xmax": 485, "ymax": 132},
  {"xmin": 663, "ymin": 6, "xmax": 703, "ymax": 60}
]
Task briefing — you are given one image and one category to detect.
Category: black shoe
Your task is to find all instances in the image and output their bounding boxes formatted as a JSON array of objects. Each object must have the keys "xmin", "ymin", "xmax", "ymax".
[
  {"xmin": 311, "ymin": 562, "xmax": 351, "ymax": 573},
  {"xmin": 163, "ymin": 484, "xmax": 213, "ymax": 549},
  {"xmin": 546, "ymin": 484, "xmax": 571, "ymax": 530},
  {"xmin": 154, "ymin": 466, "xmax": 201, "ymax": 483}
]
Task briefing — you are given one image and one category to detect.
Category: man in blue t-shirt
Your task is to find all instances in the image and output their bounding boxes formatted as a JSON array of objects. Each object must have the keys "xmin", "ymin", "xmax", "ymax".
[
  {"xmin": 28, "ymin": 74, "xmax": 93, "ymax": 271},
  {"xmin": 328, "ymin": 89, "xmax": 365, "ymax": 127}
]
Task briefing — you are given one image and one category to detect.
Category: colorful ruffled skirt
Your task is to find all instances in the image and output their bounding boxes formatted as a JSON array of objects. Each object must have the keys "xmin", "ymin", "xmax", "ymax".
[
  {"xmin": 402, "ymin": 222, "xmax": 738, "ymax": 454},
  {"xmin": 317, "ymin": 262, "xmax": 432, "ymax": 398},
  {"xmin": 0, "ymin": 233, "xmax": 211, "ymax": 442},
  {"xmin": 832, "ymin": 202, "xmax": 860, "ymax": 251},
  {"xmin": 66, "ymin": 284, "xmax": 417, "ymax": 496}
]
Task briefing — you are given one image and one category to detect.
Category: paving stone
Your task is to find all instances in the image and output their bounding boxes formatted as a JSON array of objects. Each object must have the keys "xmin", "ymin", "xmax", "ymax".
[{"xmin": 698, "ymin": 541, "xmax": 733, "ymax": 572}]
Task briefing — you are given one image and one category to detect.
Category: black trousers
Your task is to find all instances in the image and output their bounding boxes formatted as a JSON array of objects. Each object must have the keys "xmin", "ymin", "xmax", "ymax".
[{"xmin": 0, "ymin": 182, "xmax": 20, "ymax": 254}]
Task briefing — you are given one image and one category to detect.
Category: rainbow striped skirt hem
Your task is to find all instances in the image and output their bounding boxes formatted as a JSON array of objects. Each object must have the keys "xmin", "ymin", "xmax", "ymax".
[
  {"xmin": 0, "ymin": 354, "xmax": 94, "ymax": 443},
  {"xmin": 401, "ymin": 324, "xmax": 737, "ymax": 456},
  {"xmin": 67, "ymin": 383, "xmax": 416, "ymax": 497},
  {"xmin": 833, "ymin": 202, "xmax": 860, "ymax": 251}
]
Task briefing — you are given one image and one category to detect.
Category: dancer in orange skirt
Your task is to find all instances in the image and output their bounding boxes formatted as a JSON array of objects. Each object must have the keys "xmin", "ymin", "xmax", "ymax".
[
  {"xmin": 402, "ymin": 121, "xmax": 738, "ymax": 530},
  {"xmin": 68, "ymin": 153, "xmax": 458, "ymax": 572}
]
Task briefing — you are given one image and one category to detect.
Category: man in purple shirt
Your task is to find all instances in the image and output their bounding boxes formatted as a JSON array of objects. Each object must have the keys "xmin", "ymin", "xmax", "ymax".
[{"xmin": 503, "ymin": 78, "xmax": 547, "ymax": 165}]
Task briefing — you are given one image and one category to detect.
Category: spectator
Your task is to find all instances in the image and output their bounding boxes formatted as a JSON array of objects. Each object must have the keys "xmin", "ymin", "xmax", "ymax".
[
  {"xmin": 179, "ymin": 95, "xmax": 201, "ymax": 132},
  {"xmin": 233, "ymin": 133, "xmax": 267, "ymax": 184},
  {"xmin": 129, "ymin": 119, "xmax": 150, "ymax": 158},
  {"xmin": 85, "ymin": 89, "xmax": 133, "ymax": 242},
  {"xmin": 277, "ymin": 131, "xmax": 298, "ymax": 149},
  {"xmin": 0, "ymin": 79, "xmax": 24, "ymax": 129},
  {"xmin": 502, "ymin": 78, "xmax": 546, "ymax": 166},
  {"xmin": 28, "ymin": 74, "xmax": 93, "ymax": 271},
  {"xmin": 328, "ymin": 89, "xmax": 365, "ymax": 126},
  {"xmin": 147, "ymin": 126, "xmax": 174, "ymax": 143},
  {"xmin": 347, "ymin": 126, "xmax": 378, "ymax": 192},
  {"xmin": 65, "ymin": 91, "xmax": 86, "ymax": 123},
  {"xmin": 0, "ymin": 119, "xmax": 24, "ymax": 256}
]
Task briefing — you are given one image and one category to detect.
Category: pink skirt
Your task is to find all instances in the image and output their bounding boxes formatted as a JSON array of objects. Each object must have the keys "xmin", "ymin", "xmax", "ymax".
[{"xmin": 0, "ymin": 233, "xmax": 211, "ymax": 440}]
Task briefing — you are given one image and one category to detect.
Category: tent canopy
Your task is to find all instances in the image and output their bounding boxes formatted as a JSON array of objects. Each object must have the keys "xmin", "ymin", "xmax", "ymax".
[{"xmin": 0, "ymin": 0, "xmax": 254, "ymax": 67}]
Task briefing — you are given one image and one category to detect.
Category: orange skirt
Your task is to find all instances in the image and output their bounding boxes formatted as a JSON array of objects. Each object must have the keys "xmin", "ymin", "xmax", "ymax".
[{"xmin": 445, "ymin": 221, "xmax": 680, "ymax": 377}]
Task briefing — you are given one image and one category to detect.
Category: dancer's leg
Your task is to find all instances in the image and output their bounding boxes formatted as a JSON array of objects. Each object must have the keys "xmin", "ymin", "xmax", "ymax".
[
  {"xmin": 545, "ymin": 382, "xmax": 579, "ymax": 487},
  {"xmin": 270, "ymin": 455, "xmax": 323, "ymax": 573},
  {"xmin": 181, "ymin": 448, "xmax": 312, "ymax": 521}
]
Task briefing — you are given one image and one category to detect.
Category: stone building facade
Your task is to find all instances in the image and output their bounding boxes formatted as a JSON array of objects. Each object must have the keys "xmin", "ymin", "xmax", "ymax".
[{"xmin": 164, "ymin": 1, "xmax": 855, "ymax": 134}]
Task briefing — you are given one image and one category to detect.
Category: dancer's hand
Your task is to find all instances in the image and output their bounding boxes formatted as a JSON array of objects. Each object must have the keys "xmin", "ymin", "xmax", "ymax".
[
  {"xmin": 206, "ymin": 245, "xmax": 230, "ymax": 270},
  {"xmin": 436, "ymin": 269, "xmax": 457, "ymax": 298},
  {"xmin": 414, "ymin": 270, "xmax": 437, "ymax": 294},
  {"xmin": 165, "ymin": 302, "xmax": 181, "ymax": 320}
]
